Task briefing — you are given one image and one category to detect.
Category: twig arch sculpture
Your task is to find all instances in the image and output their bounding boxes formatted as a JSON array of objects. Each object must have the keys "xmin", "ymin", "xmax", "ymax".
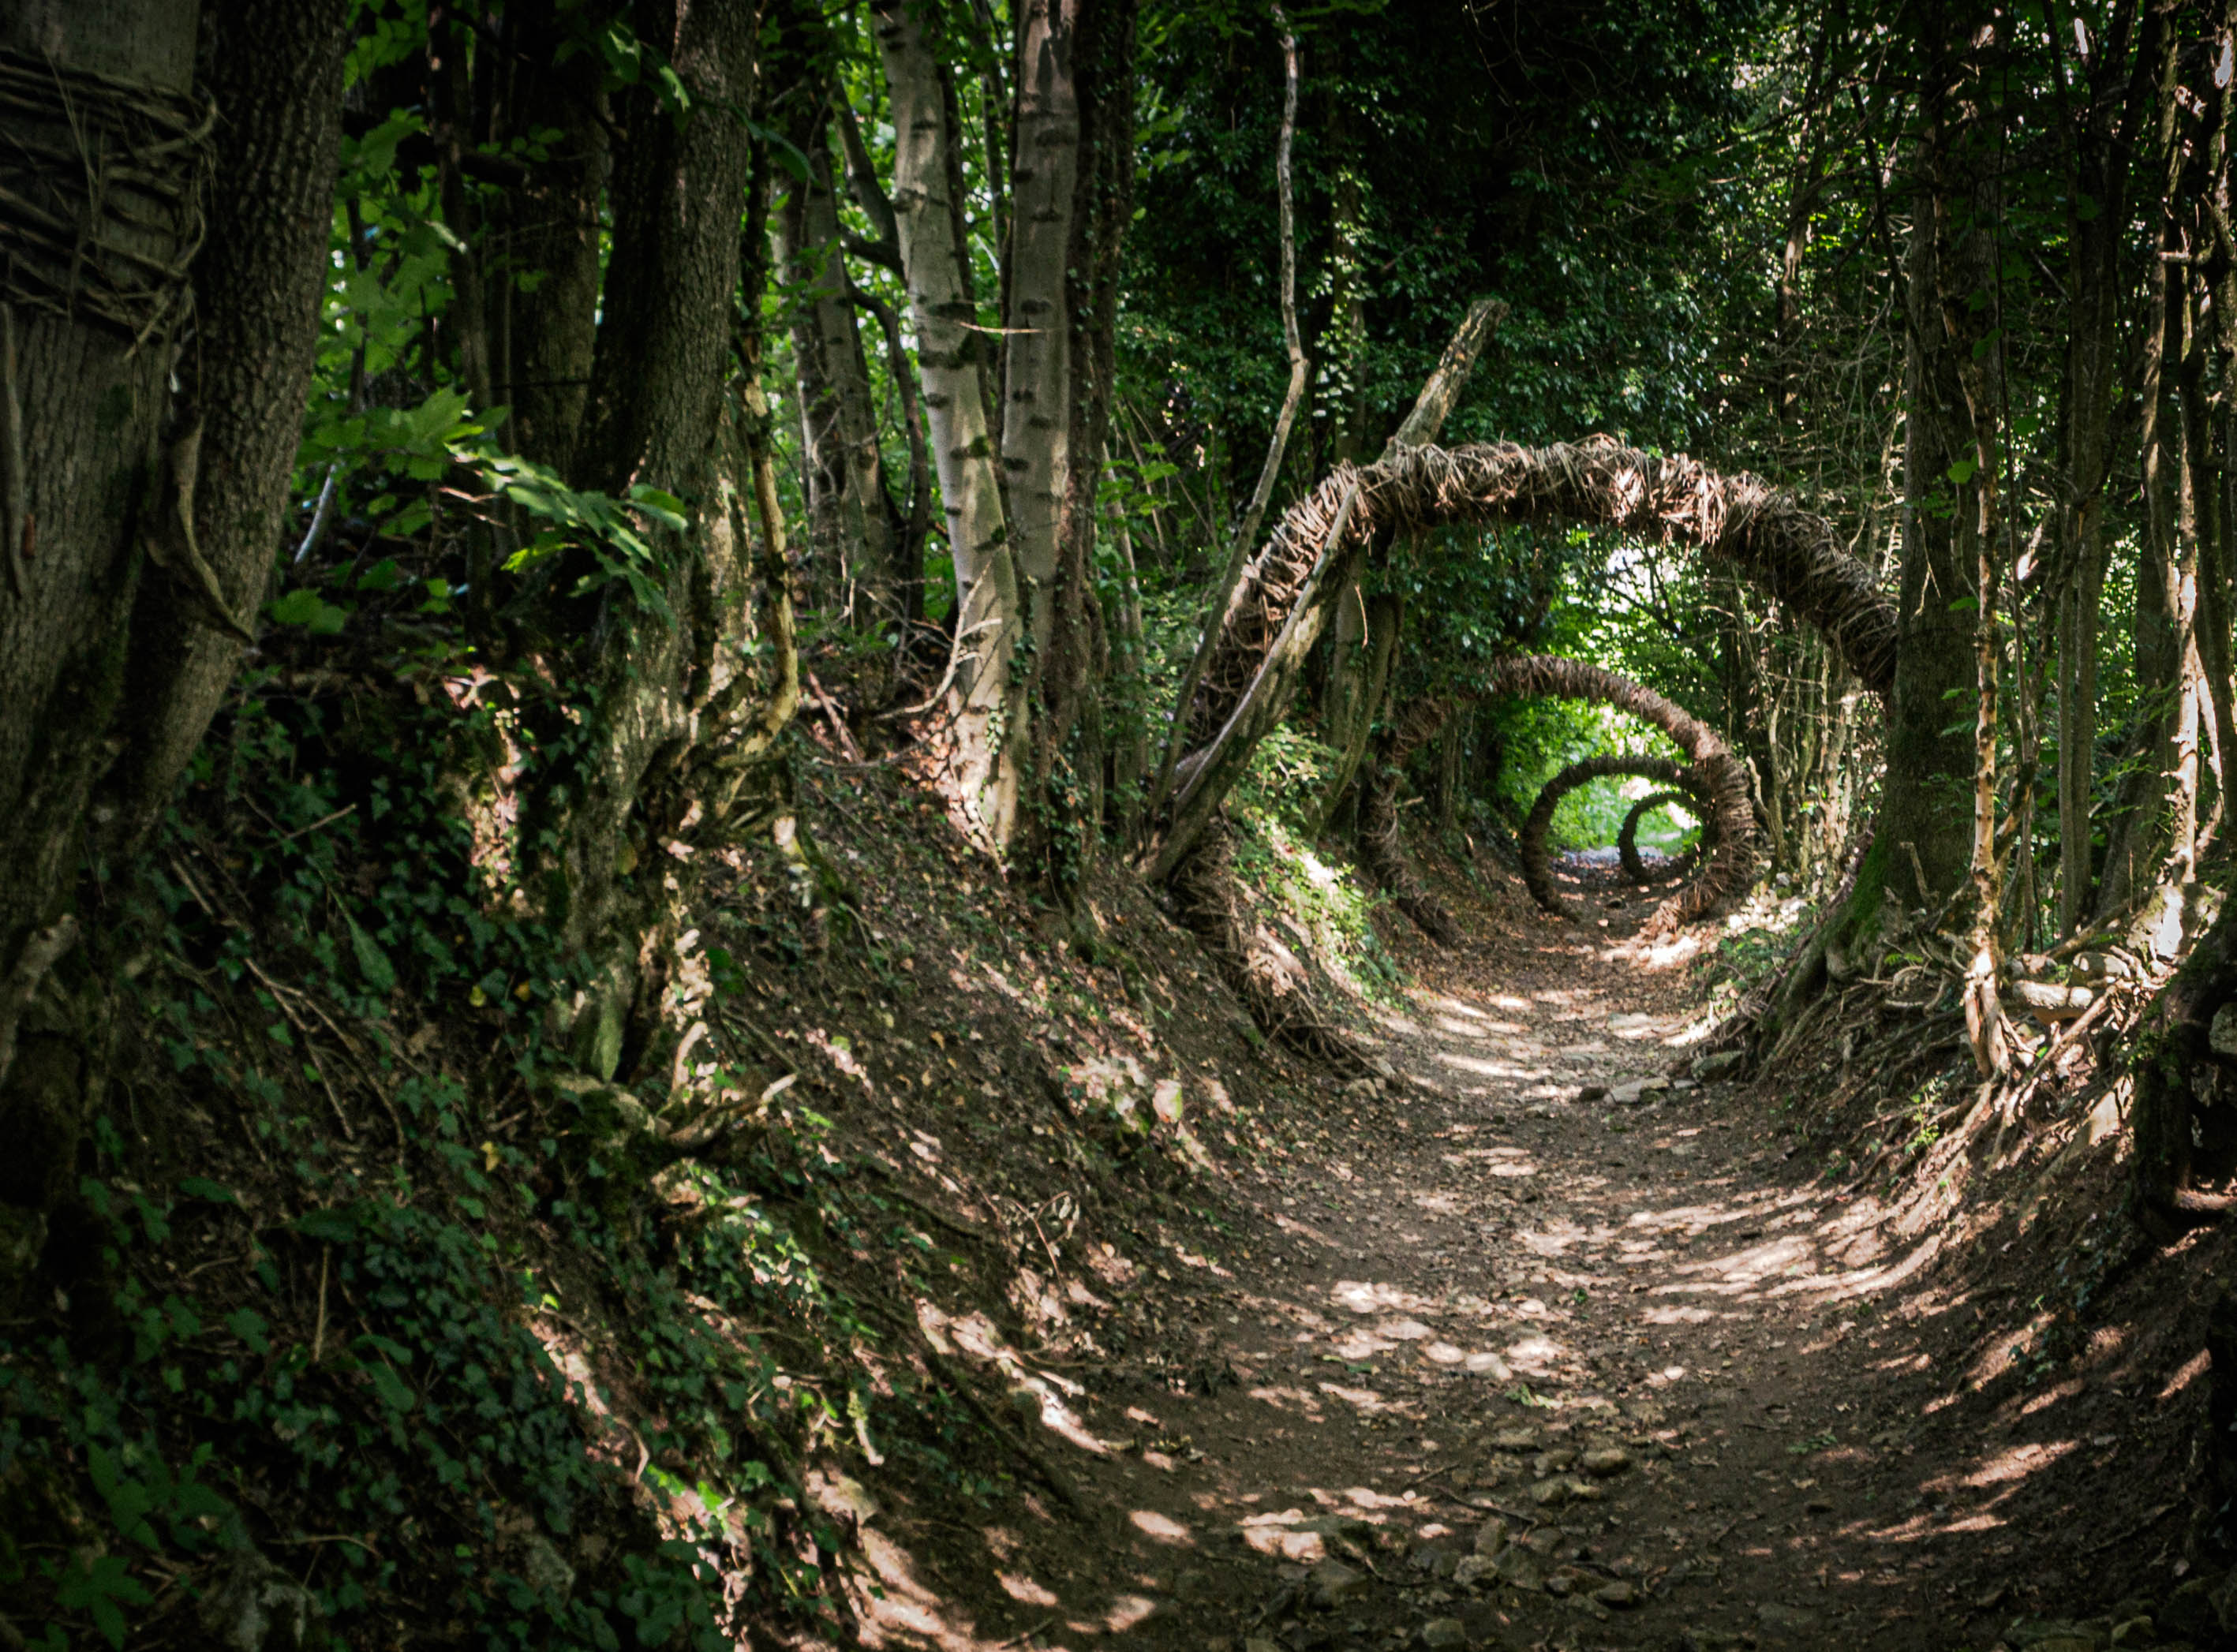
[
  {"xmin": 1151, "ymin": 438, "xmax": 1895, "ymax": 883},
  {"xmin": 1618, "ymin": 790, "xmax": 1703, "ymax": 885},
  {"xmin": 1521, "ymin": 757, "xmax": 1704, "ymax": 918}
]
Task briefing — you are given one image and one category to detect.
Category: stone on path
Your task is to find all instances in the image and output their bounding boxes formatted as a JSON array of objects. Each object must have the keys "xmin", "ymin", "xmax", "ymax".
[
  {"xmin": 1310, "ymin": 1559, "xmax": 1370, "ymax": 1607},
  {"xmin": 1691, "ymin": 1048, "xmax": 1745, "ymax": 1081},
  {"xmin": 1419, "ymin": 1617, "xmax": 1469, "ymax": 1648}
]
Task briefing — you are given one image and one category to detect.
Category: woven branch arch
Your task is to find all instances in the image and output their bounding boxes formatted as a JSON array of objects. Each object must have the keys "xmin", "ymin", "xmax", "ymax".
[
  {"xmin": 1364, "ymin": 654, "xmax": 1755, "ymax": 933},
  {"xmin": 1152, "ymin": 438, "xmax": 1892, "ymax": 886},
  {"xmin": 1619, "ymin": 790, "xmax": 1704, "ymax": 884},
  {"xmin": 1184, "ymin": 438, "xmax": 1894, "ymax": 753},
  {"xmin": 1520, "ymin": 757, "xmax": 1710, "ymax": 917}
]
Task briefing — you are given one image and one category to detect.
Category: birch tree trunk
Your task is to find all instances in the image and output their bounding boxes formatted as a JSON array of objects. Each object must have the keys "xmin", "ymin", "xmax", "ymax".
[{"xmin": 875, "ymin": 0, "xmax": 1023, "ymax": 847}]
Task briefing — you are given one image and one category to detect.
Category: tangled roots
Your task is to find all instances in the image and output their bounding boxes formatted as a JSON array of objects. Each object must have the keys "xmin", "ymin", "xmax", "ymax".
[
  {"xmin": 1168, "ymin": 823, "xmax": 1369, "ymax": 1071},
  {"xmin": 1360, "ymin": 761, "xmax": 1457, "ymax": 943}
]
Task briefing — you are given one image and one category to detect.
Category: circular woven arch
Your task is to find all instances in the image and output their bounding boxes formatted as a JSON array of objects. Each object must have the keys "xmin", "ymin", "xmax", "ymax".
[
  {"xmin": 1618, "ymin": 790, "xmax": 1705, "ymax": 884},
  {"xmin": 1368, "ymin": 655, "xmax": 1756, "ymax": 933},
  {"xmin": 1521, "ymin": 758, "xmax": 1707, "ymax": 916}
]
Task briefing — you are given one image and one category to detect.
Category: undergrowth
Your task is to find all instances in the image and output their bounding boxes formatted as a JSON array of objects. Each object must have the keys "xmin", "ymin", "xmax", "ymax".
[{"xmin": 0, "ymin": 665, "xmax": 897, "ymax": 1649}]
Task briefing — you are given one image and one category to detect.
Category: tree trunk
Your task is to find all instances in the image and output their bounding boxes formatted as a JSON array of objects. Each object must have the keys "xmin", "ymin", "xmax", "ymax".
[
  {"xmin": 98, "ymin": 0, "xmax": 352, "ymax": 848},
  {"xmin": 1882, "ymin": 37, "xmax": 1994, "ymax": 924},
  {"xmin": 1031, "ymin": 0, "xmax": 1135, "ymax": 898},
  {"xmin": 874, "ymin": 0, "xmax": 1023, "ymax": 847},
  {"xmin": 506, "ymin": 0, "xmax": 612, "ymax": 474},
  {"xmin": 2099, "ymin": 32, "xmax": 2188, "ymax": 921},
  {"xmin": 554, "ymin": 0, "xmax": 756, "ymax": 962},
  {"xmin": 0, "ymin": 1, "xmax": 200, "ymax": 1012},
  {"xmin": 0, "ymin": 0, "xmax": 347, "ymax": 1298},
  {"xmin": 776, "ymin": 110, "xmax": 901, "ymax": 626}
]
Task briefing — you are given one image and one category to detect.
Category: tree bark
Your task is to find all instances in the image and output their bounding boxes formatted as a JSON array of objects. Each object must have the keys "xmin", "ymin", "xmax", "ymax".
[
  {"xmin": 1882, "ymin": 26, "xmax": 1996, "ymax": 925},
  {"xmin": 2098, "ymin": 24, "xmax": 2189, "ymax": 921},
  {"xmin": 874, "ymin": 0, "xmax": 1022, "ymax": 847},
  {"xmin": 99, "ymin": 0, "xmax": 352, "ymax": 849},
  {"xmin": 505, "ymin": 0, "xmax": 612, "ymax": 474},
  {"xmin": 0, "ymin": 1, "xmax": 200, "ymax": 1005},
  {"xmin": 776, "ymin": 109, "xmax": 902, "ymax": 625}
]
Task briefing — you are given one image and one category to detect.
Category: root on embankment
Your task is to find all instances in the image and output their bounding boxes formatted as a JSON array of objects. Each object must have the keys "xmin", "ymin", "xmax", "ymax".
[{"xmin": 1168, "ymin": 822, "xmax": 1370, "ymax": 1070}]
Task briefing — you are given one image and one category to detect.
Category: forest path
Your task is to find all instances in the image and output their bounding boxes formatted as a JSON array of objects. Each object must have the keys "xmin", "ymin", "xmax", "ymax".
[{"xmin": 1017, "ymin": 858, "xmax": 2070, "ymax": 1652}]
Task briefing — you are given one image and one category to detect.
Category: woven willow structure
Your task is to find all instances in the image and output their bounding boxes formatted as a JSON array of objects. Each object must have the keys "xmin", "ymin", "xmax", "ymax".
[
  {"xmin": 1618, "ymin": 790, "xmax": 1704, "ymax": 884},
  {"xmin": 1519, "ymin": 757, "xmax": 1707, "ymax": 916}
]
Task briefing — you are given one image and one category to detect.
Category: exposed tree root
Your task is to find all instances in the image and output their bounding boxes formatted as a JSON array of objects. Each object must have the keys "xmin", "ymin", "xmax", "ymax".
[
  {"xmin": 1166, "ymin": 822, "xmax": 1370, "ymax": 1071},
  {"xmin": 1357, "ymin": 756, "xmax": 1458, "ymax": 944}
]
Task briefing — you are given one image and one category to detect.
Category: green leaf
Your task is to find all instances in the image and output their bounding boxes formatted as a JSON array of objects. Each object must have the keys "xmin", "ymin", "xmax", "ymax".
[
  {"xmin": 346, "ymin": 915, "xmax": 395, "ymax": 994},
  {"xmin": 294, "ymin": 1205, "xmax": 360, "ymax": 1244},
  {"xmin": 627, "ymin": 484, "xmax": 689, "ymax": 531},
  {"xmin": 267, "ymin": 589, "xmax": 327, "ymax": 626},
  {"xmin": 225, "ymin": 1307, "xmax": 271, "ymax": 1354},
  {"xmin": 57, "ymin": 1553, "xmax": 148, "ymax": 1649},
  {"xmin": 367, "ymin": 1358, "xmax": 417, "ymax": 1413},
  {"xmin": 1944, "ymin": 457, "xmax": 1978, "ymax": 485},
  {"xmin": 176, "ymin": 1175, "xmax": 237, "ymax": 1205}
]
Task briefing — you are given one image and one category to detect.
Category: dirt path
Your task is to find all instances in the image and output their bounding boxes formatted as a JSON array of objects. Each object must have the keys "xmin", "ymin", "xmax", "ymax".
[
  {"xmin": 849, "ymin": 854, "xmax": 2194, "ymax": 1651},
  {"xmin": 960, "ymin": 860, "xmax": 2137, "ymax": 1652}
]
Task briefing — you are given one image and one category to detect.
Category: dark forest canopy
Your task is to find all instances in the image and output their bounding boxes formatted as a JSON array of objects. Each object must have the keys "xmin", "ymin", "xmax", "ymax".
[{"xmin": 2, "ymin": 0, "xmax": 2237, "ymax": 1643}]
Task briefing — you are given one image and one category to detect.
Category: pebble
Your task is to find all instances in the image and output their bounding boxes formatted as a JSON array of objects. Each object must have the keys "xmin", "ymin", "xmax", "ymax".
[
  {"xmin": 1580, "ymin": 1446, "xmax": 1633, "ymax": 1477},
  {"xmin": 1419, "ymin": 1618, "xmax": 1468, "ymax": 1648},
  {"xmin": 1529, "ymin": 1474, "xmax": 1603, "ymax": 1507},
  {"xmin": 1310, "ymin": 1559, "xmax": 1370, "ymax": 1606},
  {"xmin": 1592, "ymin": 1579, "xmax": 1640, "ymax": 1609}
]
